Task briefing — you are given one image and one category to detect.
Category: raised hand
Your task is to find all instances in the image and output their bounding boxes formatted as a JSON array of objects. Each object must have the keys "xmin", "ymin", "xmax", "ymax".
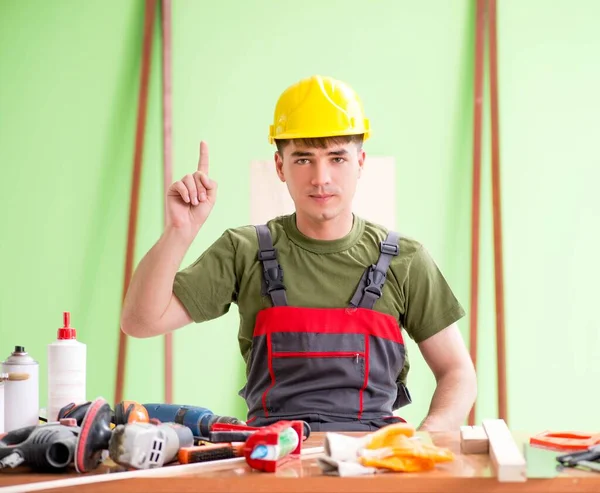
[{"xmin": 166, "ymin": 141, "xmax": 217, "ymax": 238}]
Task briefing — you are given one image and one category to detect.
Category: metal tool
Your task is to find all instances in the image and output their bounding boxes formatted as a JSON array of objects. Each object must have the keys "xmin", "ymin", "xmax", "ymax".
[
  {"xmin": 108, "ymin": 421, "xmax": 193, "ymax": 469},
  {"xmin": 556, "ymin": 445, "xmax": 600, "ymax": 470}
]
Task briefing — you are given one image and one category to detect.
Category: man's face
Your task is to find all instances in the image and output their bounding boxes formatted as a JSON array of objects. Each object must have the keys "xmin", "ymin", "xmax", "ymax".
[{"xmin": 275, "ymin": 139, "xmax": 365, "ymax": 223}]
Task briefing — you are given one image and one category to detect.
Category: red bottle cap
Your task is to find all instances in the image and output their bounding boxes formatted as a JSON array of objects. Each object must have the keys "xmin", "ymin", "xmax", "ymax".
[{"xmin": 58, "ymin": 312, "xmax": 77, "ymax": 340}]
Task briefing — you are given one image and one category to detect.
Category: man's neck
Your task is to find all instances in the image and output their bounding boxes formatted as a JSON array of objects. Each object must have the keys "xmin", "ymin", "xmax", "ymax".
[{"xmin": 295, "ymin": 211, "xmax": 354, "ymax": 240}]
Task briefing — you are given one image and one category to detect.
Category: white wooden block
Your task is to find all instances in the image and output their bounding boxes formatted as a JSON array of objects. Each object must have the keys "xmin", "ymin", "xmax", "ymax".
[
  {"xmin": 460, "ymin": 425, "xmax": 489, "ymax": 454},
  {"xmin": 249, "ymin": 156, "xmax": 396, "ymax": 229},
  {"xmin": 482, "ymin": 419, "xmax": 527, "ymax": 482}
]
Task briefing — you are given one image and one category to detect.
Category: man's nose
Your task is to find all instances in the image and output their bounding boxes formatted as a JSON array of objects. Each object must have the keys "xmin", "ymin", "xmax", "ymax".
[{"xmin": 310, "ymin": 160, "xmax": 332, "ymax": 186}]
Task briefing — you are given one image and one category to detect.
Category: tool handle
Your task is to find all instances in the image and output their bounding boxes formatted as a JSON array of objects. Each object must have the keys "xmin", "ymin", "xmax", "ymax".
[
  {"xmin": 209, "ymin": 431, "xmax": 253, "ymax": 442},
  {"xmin": 557, "ymin": 445, "xmax": 600, "ymax": 466},
  {"xmin": 0, "ymin": 426, "xmax": 36, "ymax": 449},
  {"xmin": 58, "ymin": 401, "xmax": 93, "ymax": 425}
]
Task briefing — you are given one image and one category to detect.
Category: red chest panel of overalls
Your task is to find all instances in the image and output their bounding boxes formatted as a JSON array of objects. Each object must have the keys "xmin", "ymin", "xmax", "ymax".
[{"xmin": 244, "ymin": 306, "xmax": 406, "ymax": 420}]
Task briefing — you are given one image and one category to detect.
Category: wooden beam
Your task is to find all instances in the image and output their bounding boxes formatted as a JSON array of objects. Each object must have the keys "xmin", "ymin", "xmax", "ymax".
[
  {"xmin": 468, "ymin": 0, "xmax": 486, "ymax": 427},
  {"xmin": 488, "ymin": 0, "xmax": 508, "ymax": 424},
  {"xmin": 161, "ymin": 0, "xmax": 174, "ymax": 405},
  {"xmin": 482, "ymin": 419, "xmax": 526, "ymax": 482},
  {"xmin": 115, "ymin": 0, "xmax": 157, "ymax": 405}
]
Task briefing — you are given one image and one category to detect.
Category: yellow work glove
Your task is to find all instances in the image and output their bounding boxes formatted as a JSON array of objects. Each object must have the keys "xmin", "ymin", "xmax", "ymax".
[{"xmin": 358, "ymin": 423, "xmax": 454, "ymax": 473}]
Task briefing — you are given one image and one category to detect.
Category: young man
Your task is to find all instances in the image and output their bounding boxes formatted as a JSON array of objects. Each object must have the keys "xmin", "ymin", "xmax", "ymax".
[{"xmin": 121, "ymin": 75, "xmax": 477, "ymax": 432}]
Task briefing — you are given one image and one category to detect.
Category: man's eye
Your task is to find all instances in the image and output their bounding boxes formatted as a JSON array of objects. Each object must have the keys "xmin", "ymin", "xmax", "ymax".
[
  {"xmin": 296, "ymin": 159, "xmax": 310, "ymax": 164},
  {"xmin": 332, "ymin": 157, "xmax": 345, "ymax": 163}
]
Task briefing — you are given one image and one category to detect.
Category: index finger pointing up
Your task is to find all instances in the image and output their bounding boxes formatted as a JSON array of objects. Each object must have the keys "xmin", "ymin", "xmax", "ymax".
[{"xmin": 197, "ymin": 140, "xmax": 209, "ymax": 173}]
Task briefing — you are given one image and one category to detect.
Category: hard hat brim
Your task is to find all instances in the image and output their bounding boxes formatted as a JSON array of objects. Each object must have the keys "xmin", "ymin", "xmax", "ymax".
[{"xmin": 269, "ymin": 127, "xmax": 371, "ymax": 145}]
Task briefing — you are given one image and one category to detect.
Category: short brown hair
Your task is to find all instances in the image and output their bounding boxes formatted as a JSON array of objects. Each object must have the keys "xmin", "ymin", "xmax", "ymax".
[{"xmin": 275, "ymin": 134, "xmax": 364, "ymax": 153}]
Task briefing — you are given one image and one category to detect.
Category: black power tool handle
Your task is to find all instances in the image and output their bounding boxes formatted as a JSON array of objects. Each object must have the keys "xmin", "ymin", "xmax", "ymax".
[{"xmin": 0, "ymin": 426, "xmax": 37, "ymax": 450}]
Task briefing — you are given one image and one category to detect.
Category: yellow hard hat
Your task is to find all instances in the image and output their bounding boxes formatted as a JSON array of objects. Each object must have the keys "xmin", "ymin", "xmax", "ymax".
[{"xmin": 268, "ymin": 75, "xmax": 371, "ymax": 144}]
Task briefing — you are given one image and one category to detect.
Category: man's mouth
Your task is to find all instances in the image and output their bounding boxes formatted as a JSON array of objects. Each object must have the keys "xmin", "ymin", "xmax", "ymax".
[{"xmin": 309, "ymin": 194, "xmax": 334, "ymax": 203}]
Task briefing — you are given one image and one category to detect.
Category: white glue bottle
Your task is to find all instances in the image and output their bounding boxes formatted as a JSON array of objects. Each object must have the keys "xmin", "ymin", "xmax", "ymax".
[
  {"xmin": 47, "ymin": 312, "xmax": 87, "ymax": 422},
  {"xmin": 2, "ymin": 346, "xmax": 39, "ymax": 432}
]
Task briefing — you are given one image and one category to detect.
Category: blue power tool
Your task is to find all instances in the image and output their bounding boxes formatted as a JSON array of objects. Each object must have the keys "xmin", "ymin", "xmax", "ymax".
[{"xmin": 142, "ymin": 404, "xmax": 244, "ymax": 440}]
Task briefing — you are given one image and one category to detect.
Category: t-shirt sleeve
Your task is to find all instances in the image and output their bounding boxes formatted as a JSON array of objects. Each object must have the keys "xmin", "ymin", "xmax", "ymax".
[
  {"xmin": 172, "ymin": 230, "xmax": 237, "ymax": 323},
  {"xmin": 401, "ymin": 245, "xmax": 466, "ymax": 343}
]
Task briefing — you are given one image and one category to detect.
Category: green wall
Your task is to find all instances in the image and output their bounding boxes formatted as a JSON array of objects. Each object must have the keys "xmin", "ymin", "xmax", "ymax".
[{"xmin": 1, "ymin": 0, "xmax": 597, "ymax": 431}]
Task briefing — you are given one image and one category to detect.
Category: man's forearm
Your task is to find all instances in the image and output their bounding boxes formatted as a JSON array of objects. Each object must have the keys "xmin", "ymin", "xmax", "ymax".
[
  {"xmin": 121, "ymin": 227, "xmax": 193, "ymax": 334},
  {"xmin": 418, "ymin": 368, "xmax": 477, "ymax": 431}
]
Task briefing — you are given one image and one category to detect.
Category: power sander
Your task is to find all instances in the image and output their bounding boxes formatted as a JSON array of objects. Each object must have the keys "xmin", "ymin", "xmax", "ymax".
[
  {"xmin": 0, "ymin": 398, "xmax": 113, "ymax": 473},
  {"xmin": 0, "ymin": 420, "xmax": 79, "ymax": 472}
]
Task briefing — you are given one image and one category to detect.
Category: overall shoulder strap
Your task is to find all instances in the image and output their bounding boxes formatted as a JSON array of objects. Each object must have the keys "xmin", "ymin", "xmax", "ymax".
[
  {"xmin": 349, "ymin": 231, "xmax": 400, "ymax": 309},
  {"xmin": 255, "ymin": 225, "xmax": 288, "ymax": 307}
]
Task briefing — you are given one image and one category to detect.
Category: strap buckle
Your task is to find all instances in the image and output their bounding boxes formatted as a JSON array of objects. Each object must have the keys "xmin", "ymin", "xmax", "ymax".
[
  {"xmin": 380, "ymin": 241, "xmax": 399, "ymax": 256},
  {"xmin": 264, "ymin": 265, "xmax": 285, "ymax": 294},
  {"xmin": 365, "ymin": 264, "xmax": 386, "ymax": 297},
  {"xmin": 364, "ymin": 284, "xmax": 382, "ymax": 297},
  {"xmin": 258, "ymin": 249, "xmax": 277, "ymax": 262}
]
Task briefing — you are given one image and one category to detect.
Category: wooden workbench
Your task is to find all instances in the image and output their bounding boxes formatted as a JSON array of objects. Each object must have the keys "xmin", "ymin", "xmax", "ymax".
[{"xmin": 0, "ymin": 431, "xmax": 598, "ymax": 492}]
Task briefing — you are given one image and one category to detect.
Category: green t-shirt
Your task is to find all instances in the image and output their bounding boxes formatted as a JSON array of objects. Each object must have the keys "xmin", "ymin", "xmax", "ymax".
[{"xmin": 173, "ymin": 213, "xmax": 465, "ymax": 387}]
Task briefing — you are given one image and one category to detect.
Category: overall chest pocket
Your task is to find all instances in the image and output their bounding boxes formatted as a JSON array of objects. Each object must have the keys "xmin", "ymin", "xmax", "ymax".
[{"xmin": 266, "ymin": 332, "xmax": 367, "ymax": 416}]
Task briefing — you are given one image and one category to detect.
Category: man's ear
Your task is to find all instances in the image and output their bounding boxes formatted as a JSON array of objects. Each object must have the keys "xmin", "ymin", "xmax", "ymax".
[
  {"xmin": 275, "ymin": 151, "xmax": 285, "ymax": 182},
  {"xmin": 358, "ymin": 149, "xmax": 366, "ymax": 178}
]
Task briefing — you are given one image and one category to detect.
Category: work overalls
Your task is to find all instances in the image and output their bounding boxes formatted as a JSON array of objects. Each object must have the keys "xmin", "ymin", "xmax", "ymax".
[{"xmin": 240, "ymin": 225, "xmax": 412, "ymax": 431}]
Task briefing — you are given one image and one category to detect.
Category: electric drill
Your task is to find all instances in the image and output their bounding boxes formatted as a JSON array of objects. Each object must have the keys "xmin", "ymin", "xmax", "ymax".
[
  {"xmin": 0, "ymin": 420, "xmax": 79, "ymax": 472},
  {"xmin": 143, "ymin": 403, "xmax": 245, "ymax": 439}
]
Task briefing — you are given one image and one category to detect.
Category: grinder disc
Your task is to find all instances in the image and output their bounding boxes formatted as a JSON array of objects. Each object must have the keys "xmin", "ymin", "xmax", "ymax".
[{"xmin": 75, "ymin": 397, "xmax": 113, "ymax": 473}]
